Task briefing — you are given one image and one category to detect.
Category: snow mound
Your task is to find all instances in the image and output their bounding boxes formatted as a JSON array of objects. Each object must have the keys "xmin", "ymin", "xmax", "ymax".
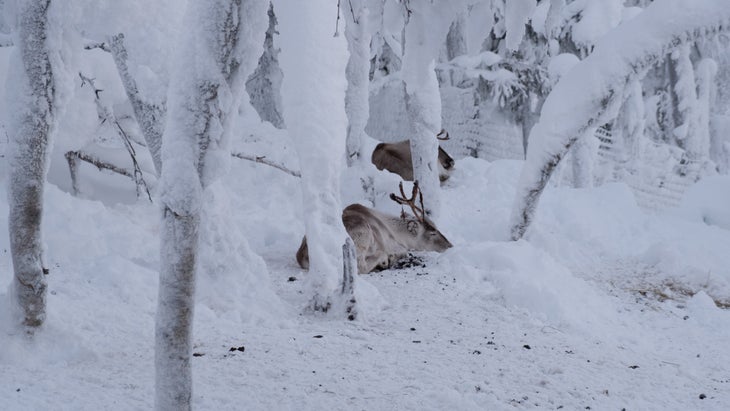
[
  {"xmin": 674, "ymin": 175, "xmax": 730, "ymax": 230},
  {"xmin": 443, "ymin": 240, "xmax": 617, "ymax": 338}
]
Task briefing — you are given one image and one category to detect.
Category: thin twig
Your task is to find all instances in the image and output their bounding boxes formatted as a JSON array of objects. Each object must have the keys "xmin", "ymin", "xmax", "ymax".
[
  {"xmin": 231, "ymin": 152, "xmax": 301, "ymax": 177},
  {"xmin": 348, "ymin": 0, "xmax": 359, "ymax": 25},
  {"xmin": 334, "ymin": 0, "xmax": 342, "ymax": 37},
  {"xmin": 65, "ymin": 150, "xmax": 153, "ymax": 201},
  {"xmin": 65, "ymin": 150, "xmax": 138, "ymax": 193},
  {"xmin": 78, "ymin": 71, "xmax": 152, "ymax": 201},
  {"xmin": 401, "ymin": 0, "xmax": 412, "ymax": 22},
  {"xmin": 66, "ymin": 150, "xmax": 135, "ymax": 179}
]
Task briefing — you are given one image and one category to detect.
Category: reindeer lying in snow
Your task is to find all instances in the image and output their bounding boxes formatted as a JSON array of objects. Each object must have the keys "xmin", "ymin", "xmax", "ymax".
[
  {"xmin": 296, "ymin": 182, "xmax": 452, "ymax": 274},
  {"xmin": 371, "ymin": 129, "xmax": 455, "ymax": 183}
]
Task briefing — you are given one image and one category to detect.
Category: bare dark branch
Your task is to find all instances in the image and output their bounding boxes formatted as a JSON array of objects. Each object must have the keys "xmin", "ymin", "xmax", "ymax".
[
  {"xmin": 231, "ymin": 152, "xmax": 301, "ymax": 177},
  {"xmin": 77, "ymin": 71, "xmax": 152, "ymax": 201},
  {"xmin": 348, "ymin": 0, "xmax": 358, "ymax": 24},
  {"xmin": 65, "ymin": 150, "xmax": 152, "ymax": 202},
  {"xmin": 334, "ymin": 0, "xmax": 342, "ymax": 37}
]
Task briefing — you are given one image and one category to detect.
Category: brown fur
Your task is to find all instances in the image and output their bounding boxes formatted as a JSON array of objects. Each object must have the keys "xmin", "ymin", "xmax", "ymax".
[
  {"xmin": 296, "ymin": 203, "xmax": 452, "ymax": 274},
  {"xmin": 371, "ymin": 140, "xmax": 455, "ymax": 182}
]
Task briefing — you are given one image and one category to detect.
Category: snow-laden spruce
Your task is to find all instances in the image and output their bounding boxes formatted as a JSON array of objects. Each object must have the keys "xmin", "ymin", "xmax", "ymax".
[
  {"xmin": 510, "ymin": 0, "xmax": 730, "ymax": 240},
  {"xmin": 156, "ymin": 1, "xmax": 266, "ymax": 410},
  {"xmin": 504, "ymin": 0, "xmax": 536, "ymax": 51}
]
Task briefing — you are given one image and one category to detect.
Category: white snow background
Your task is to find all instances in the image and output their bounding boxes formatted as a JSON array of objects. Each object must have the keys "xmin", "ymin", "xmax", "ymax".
[{"xmin": 1, "ymin": 2, "xmax": 730, "ymax": 411}]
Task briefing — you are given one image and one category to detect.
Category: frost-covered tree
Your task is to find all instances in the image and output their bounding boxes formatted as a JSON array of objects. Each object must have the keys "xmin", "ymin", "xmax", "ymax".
[
  {"xmin": 155, "ymin": 1, "xmax": 266, "ymax": 409},
  {"xmin": 368, "ymin": 0, "xmax": 403, "ymax": 81},
  {"xmin": 615, "ymin": 78, "xmax": 645, "ymax": 171},
  {"xmin": 510, "ymin": 0, "xmax": 730, "ymax": 240},
  {"xmin": 246, "ymin": 2, "xmax": 285, "ymax": 129},
  {"xmin": 275, "ymin": 0, "xmax": 350, "ymax": 311},
  {"xmin": 108, "ymin": 33, "xmax": 166, "ymax": 176},
  {"xmin": 443, "ymin": 11, "xmax": 467, "ymax": 62},
  {"xmin": 344, "ymin": 0, "xmax": 371, "ymax": 166},
  {"xmin": 504, "ymin": 0, "xmax": 536, "ymax": 53},
  {"xmin": 670, "ymin": 44, "xmax": 697, "ymax": 148},
  {"xmin": 5, "ymin": 0, "xmax": 69, "ymax": 329},
  {"xmin": 402, "ymin": 1, "xmax": 463, "ymax": 220},
  {"xmin": 688, "ymin": 58, "xmax": 717, "ymax": 161}
]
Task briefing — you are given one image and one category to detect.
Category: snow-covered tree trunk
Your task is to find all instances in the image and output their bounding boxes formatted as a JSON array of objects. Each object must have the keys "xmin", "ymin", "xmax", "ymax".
[
  {"xmin": 6, "ymin": 0, "xmax": 64, "ymax": 329},
  {"xmin": 617, "ymin": 79, "xmax": 645, "ymax": 170},
  {"xmin": 246, "ymin": 2, "xmax": 285, "ymax": 129},
  {"xmin": 686, "ymin": 58, "xmax": 717, "ymax": 160},
  {"xmin": 671, "ymin": 44, "xmax": 697, "ymax": 148},
  {"xmin": 344, "ymin": 0, "xmax": 370, "ymax": 166},
  {"xmin": 569, "ymin": 131, "xmax": 595, "ymax": 188},
  {"xmin": 108, "ymin": 33, "xmax": 165, "ymax": 176},
  {"xmin": 275, "ymin": 0, "xmax": 349, "ymax": 311},
  {"xmin": 445, "ymin": 12, "xmax": 467, "ymax": 61},
  {"xmin": 156, "ymin": 1, "xmax": 266, "ymax": 409},
  {"xmin": 509, "ymin": 0, "xmax": 730, "ymax": 240},
  {"xmin": 402, "ymin": 3, "xmax": 461, "ymax": 220},
  {"xmin": 341, "ymin": 237, "xmax": 358, "ymax": 321}
]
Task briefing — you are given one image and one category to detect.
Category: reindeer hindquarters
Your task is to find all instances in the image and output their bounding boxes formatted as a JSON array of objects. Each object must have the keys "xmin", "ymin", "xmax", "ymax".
[
  {"xmin": 372, "ymin": 143, "xmax": 414, "ymax": 181},
  {"xmin": 296, "ymin": 236, "xmax": 309, "ymax": 269}
]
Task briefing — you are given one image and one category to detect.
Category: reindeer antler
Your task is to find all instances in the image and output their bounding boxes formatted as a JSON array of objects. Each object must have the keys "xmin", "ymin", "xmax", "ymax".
[
  {"xmin": 436, "ymin": 129, "xmax": 450, "ymax": 141},
  {"xmin": 390, "ymin": 181, "xmax": 426, "ymax": 222}
]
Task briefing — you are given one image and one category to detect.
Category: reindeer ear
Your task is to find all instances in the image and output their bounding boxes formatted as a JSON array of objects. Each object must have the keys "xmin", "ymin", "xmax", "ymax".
[{"xmin": 407, "ymin": 220, "xmax": 418, "ymax": 235}]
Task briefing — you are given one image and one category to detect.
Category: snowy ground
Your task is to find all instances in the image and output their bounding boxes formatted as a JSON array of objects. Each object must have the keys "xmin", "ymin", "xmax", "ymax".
[{"xmin": 1, "ymin": 132, "xmax": 729, "ymax": 410}]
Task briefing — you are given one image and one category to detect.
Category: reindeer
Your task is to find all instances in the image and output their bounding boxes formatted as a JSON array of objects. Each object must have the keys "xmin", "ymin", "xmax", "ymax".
[
  {"xmin": 371, "ymin": 129, "xmax": 455, "ymax": 183},
  {"xmin": 296, "ymin": 181, "xmax": 452, "ymax": 274}
]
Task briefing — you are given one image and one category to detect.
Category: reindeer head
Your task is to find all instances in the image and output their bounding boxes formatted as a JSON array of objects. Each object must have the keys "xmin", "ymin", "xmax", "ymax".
[{"xmin": 390, "ymin": 181, "xmax": 453, "ymax": 252}]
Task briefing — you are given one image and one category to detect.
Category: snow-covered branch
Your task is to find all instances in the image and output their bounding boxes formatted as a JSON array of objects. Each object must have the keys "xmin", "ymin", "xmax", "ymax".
[
  {"xmin": 65, "ymin": 150, "xmax": 152, "ymax": 201},
  {"xmin": 108, "ymin": 33, "xmax": 165, "ymax": 175},
  {"xmin": 231, "ymin": 152, "xmax": 301, "ymax": 177},
  {"xmin": 245, "ymin": 3, "xmax": 285, "ymax": 129},
  {"xmin": 83, "ymin": 40, "xmax": 110, "ymax": 52},
  {"xmin": 509, "ymin": 0, "xmax": 730, "ymax": 240},
  {"xmin": 77, "ymin": 72, "xmax": 152, "ymax": 200}
]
